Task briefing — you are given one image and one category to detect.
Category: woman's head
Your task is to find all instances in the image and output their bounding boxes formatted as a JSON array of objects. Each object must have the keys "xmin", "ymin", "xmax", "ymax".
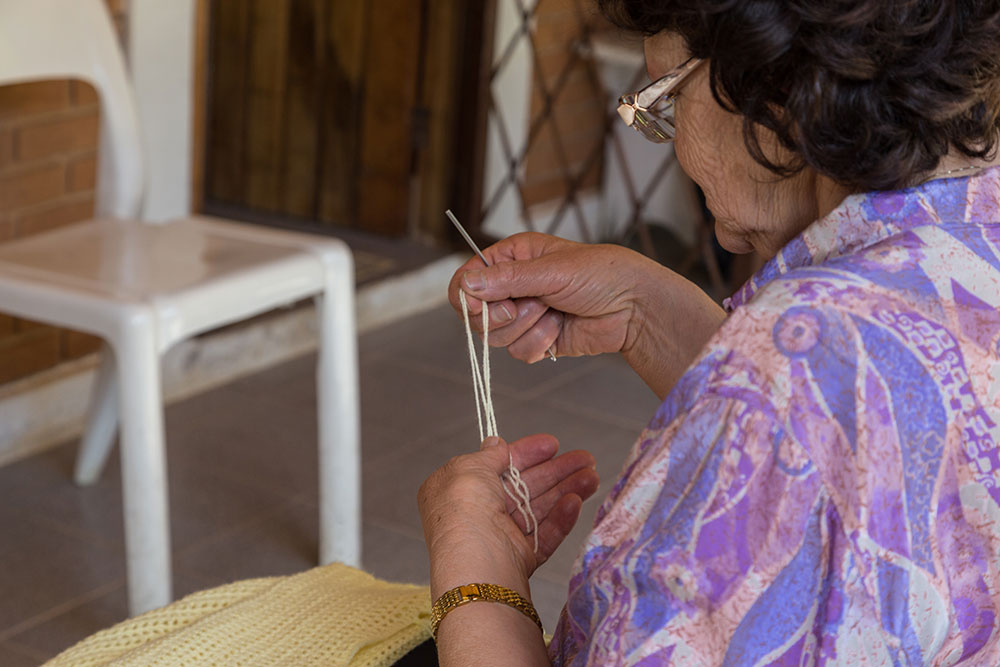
[
  {"xmin": 630, "ymin": 30, "xmax": 854, "ymax": 255},
  {"xmin": 602, "ymin": 0, "xmax": 1000, "ymax": 193}
]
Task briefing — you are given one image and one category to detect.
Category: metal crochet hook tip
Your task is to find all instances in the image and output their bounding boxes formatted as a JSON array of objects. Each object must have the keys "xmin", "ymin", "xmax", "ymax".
[
  {"xmin": 445, "ymin": 209, "xmax": 490, "ymax": 267},
  {"xmin": 445, "ymin": 210, "xmax": 557, "ymax": 362}
]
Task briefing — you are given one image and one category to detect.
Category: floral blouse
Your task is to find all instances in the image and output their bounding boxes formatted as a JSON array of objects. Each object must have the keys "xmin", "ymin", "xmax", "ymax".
[{"xmin": 549, "ymin": 168, "xmax": 1000, "ymax": 665}]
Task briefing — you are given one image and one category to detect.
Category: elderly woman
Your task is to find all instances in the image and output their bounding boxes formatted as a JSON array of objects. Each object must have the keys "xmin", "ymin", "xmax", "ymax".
[{"xmin": 419, "ymin": 1, "xmax": 1000, "ymax": 664}]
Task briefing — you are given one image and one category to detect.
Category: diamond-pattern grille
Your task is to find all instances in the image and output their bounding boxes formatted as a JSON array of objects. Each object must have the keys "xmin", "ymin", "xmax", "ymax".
[{"xmin": 478, "ymin": 0, "xmax": 688, "ymax": 261}]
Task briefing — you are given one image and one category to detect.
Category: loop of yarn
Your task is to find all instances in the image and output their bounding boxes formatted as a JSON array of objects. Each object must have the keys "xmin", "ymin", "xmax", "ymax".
[{"xmin": 459, "ymin": 291, "xmax": 539, "ymax": 553}]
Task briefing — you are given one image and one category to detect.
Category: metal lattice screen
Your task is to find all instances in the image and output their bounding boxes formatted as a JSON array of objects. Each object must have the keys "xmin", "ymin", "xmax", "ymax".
[{"xmin": 477, "ymin": 0, "xmax": 709, "ymax": 273}]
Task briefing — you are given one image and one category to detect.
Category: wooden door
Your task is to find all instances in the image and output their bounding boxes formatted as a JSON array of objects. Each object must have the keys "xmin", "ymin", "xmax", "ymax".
[{"xmin": 203, "ymin": 0, "xmax": 486, "ymax": 239}]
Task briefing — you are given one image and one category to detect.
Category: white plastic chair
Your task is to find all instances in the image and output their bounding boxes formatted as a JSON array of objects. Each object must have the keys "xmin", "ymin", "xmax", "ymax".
[{"xmin": 0, "ymin": 0, "xmax": 361, "ymax": 615}]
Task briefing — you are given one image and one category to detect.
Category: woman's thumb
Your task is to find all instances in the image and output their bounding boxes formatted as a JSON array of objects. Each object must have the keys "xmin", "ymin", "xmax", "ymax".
[{"xmin": 480, "ymin": 436, "xmax": 504, "ymax": 451}]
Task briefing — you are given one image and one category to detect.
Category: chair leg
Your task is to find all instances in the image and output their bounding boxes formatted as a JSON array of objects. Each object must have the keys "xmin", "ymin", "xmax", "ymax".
[
  {"xmin": 114, "ymin": 323, "xmax": 172, "ymax": 615},
  {"xmin": 315, "ymin": 258, "xmax": 361, "ymax": 568},
  {"xmin": 75, "ymin": 343, "xmax": 120, "ymax": 486}
]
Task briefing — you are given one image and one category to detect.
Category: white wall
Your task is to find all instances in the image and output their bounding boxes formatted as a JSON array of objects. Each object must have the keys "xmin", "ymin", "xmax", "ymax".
[
  {"xmin": 481, "ymin": 0, "xmax": 533, "ymax": 240},
  {"xmin": 128, "ymin": 0, "xmax": 195, "ymax": 222}
]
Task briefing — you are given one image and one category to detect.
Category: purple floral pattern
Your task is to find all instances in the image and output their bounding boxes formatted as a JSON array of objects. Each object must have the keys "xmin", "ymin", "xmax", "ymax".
[{"xmin": 549, "ymin": 169, "xmax": 1000, "ymax": 665}]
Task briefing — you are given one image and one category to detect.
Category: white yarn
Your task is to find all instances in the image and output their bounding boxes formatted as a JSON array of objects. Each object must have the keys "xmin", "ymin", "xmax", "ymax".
[{"xmin": 459, "ymin": 291, "xmax": 539, "ymax": 553}]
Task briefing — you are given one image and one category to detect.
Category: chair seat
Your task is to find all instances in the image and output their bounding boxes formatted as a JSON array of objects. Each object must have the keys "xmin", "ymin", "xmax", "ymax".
[
  {"xmin": 0, "ymin": 215, "xmax": 342, "ymax": 348},
  {"xmin": 0, "ymin": 0, "xmax": 360, "ymax": 618}
]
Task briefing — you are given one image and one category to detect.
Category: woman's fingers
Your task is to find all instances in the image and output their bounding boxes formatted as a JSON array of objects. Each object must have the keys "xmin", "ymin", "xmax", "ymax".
[
  {"xmin": 506, "ymin": 309, "xmax": 565, "ymax": 363},
  {"xmin": 447, "ymin": 232, "xmax": 577, "ymax": 325},
  {"xmin": 507, "ymin": 449, "xmax": 596, "ymax": 499},
  {"xmin": 479, "ymin": 434, "xmax": 559, "ymax": 475},
  {"xmin": 448, "ymin": 256, "xmax": 520, "ymax": 334},
  {"xmin": 500, "ymin": 446, "xmax": 599, "ymax": 524},
  {"xmin": 457, "ymin": 295, "xmax": 560, "ymax": 352},
  {"xmin": 505, "ymin": 466, "xmax": 599, "ymax": 532},
  {"xmin": 459, "ymin": 252, "xmax": 569, "ymax": 304},
  {"xmin": 478, "ymin": 297, "xmax": 551, "ymax": 347},
  {"xmin": 534, "ymin": 494, "xmax": 585, "ymax": 566},
  {"xmin": 440, "ymin": 434, "xmax": 598, "ymax": 572}
]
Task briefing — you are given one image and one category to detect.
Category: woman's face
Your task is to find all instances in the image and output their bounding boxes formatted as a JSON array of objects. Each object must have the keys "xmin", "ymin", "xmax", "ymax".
[{"xmin": 644, "ymin": 33, "xmax": 842, "ymax": 257}]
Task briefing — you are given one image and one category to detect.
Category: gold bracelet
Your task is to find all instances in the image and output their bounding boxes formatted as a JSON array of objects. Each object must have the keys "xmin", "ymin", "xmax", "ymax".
[{"xmin": 430, "ymin": 583, "xmax": 543, "ymax": 640}]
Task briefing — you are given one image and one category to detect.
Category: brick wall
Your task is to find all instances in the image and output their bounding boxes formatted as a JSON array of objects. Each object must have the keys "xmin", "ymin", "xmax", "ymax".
[{"xmin": 0, "ymin": 0, "xmax": 128, "ymax": 385}]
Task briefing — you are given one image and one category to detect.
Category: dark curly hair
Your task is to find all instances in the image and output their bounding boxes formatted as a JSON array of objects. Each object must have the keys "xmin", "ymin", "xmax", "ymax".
[{"xmin": 598, "ymin": 0, "xmax": 1000, "ymax": 191}]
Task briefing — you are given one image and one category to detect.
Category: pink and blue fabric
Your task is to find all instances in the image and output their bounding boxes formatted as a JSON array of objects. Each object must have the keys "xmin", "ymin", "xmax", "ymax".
[{"xmin": 549, "ymin": 169, "xmax": 1000, "ymax": 665}]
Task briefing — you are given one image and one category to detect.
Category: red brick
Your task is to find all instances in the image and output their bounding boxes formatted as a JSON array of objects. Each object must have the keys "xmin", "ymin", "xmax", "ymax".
[
  {"xmin": 13, "ymin": 196, "xmax": 94, "ymax": 237},
  {"xmin": 14, "ymin": 111, "xmax": 99, "ymax": 162},
  {"xmin": 0, "ymin": 81, "xmax": 71, "ymax": 123},
  {"xmin": 0, "ymin": 163, "xmax": 65, "ymax": 210},
  {"xmin": 67, "ymin": 153, "xmax": 97, "ymax": 192},
  {"xmin": 70, "ymin": 81, "xmax": 100, "ymax": 107},
  {"xmin": 0, "ymin": 327, "xmax": 61, "ymax": 384},
  {"xmin": 63, "ymin": 329, "xmax": 103, "ymax": 359}
]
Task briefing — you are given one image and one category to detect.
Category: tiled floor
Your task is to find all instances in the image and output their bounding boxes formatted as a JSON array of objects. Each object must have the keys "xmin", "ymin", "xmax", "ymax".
[{"xmin": 0, "ymin": 303, "xmax": 662, "ymax": 664}]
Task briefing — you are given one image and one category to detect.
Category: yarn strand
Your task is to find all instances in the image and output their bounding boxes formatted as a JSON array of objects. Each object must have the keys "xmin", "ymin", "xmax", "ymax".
[
  {"xmin": 459, "ymin": 291, "xmax": 539, "ymax": 553},
  {"xmin": 460, "ymin": 291, "xmax": 488, "ymax": 441}
]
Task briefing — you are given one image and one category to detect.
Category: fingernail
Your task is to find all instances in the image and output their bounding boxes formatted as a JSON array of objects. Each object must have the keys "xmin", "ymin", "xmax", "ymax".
[
  {"xmin": 481, "ymin": 436, "xmax": 501, "ymax": 449},
  {"xmin": 491, "ymin": 303, "xmax": 514, "ymax": 323},
  {"xmin": 463, "ymin": 270, "xmax": 485, "ymax": 291}
]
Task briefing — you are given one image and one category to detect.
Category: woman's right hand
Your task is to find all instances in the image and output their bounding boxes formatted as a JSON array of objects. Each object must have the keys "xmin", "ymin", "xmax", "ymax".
[{"xmin": 448, "ymin": 232, "xmax": 727, "ymax": 398}]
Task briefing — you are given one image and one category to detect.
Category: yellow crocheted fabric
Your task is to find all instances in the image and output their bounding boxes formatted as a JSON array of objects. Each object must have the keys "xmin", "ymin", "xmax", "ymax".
[{"xmin": 46, "ymin": 564, "xmax": 432, "ymax": 666}]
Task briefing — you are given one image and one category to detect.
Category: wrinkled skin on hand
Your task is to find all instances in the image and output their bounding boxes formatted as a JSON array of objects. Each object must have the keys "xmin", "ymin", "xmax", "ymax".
[
  {"xmin": 418, "ymin": 434, "xmax": 600, "ymax": 586},
  {"xmin": 447, "ymin": 233, "xmax": 650, "ymax": 363},
  {"xmin": 448, "ymin": 232, "xmax": 727, "ymax": 398}
]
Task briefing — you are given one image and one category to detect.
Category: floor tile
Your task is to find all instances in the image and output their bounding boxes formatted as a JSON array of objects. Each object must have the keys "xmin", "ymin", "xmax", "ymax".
[
  {"xmin": 0, "ymin": 298, "xmax": 654, "ymax": 663},
  {"xmin": 361, "ymin": 520, "xmax": 431, "ymax": 586},
  {"xmin": 0, "ymin": 506, "xmax": 123, "ymax": 633},
  {"xmin": 176, "ymin": 499, "xmax": 318, "ymax": 585},
  {"xmin": 16, "ymin": 452, "xmax": 293, "ymax": 557},
  {"xmin": 359, "ymin": 357, "xmax": 482, "ymax": 446},
  {"xmin": 0, "ymin": 443, "xmax": 81, "ymax": 511},
  {"xmin": 537, "ymin": 354, "xmax": 663, "ymax": 429},
  {"xmin": 166, "ymin": 464, "xmax": 296, "ymax": 554},
  {"xmin": 223, "ymin": 353, "xmax": 317, "ymax": 405},
  {"xmin": 223, "ymin": 347, "xmax": 486, "ymax": 461},
  {"xmin": 165, "ymin": 386, "xmax": 321, "ymax": 500},
  {"xmin": 361, "ymin": 413, "xmax": 494, "ymax": 530},
  {"xmin": 362, "ymin": 303, "xmax": 602, "ymax": 396},
  {"xmin": 362, "ymin": 393, "xmax": 638, "ymax": 545},
  {"xmin": 0, "ymin": 642, "xmax": 43, "ymax": 667},
  {"xmin": 6, "ymin": 572, "xmax": 213, "ymax": 661},
  {"xmin": 531, "ymin": 574, "xmax": 571, "ymax": 633}
]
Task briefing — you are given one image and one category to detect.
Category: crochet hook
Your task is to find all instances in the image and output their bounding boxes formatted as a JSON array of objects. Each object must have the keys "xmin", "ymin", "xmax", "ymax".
[{"xmin": 446, "ymin": 210, "xmax": 557, "ymax": 362}]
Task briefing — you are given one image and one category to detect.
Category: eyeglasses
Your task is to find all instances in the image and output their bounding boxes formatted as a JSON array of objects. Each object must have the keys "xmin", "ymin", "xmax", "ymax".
[{"xmin": 617, "ymin": 57, "xmax": 704, "ymax": 143}]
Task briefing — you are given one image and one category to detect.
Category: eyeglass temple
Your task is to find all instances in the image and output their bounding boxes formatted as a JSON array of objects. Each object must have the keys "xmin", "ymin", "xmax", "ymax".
[{"xmin": 635, "ymin": 57, "xmax": 701, "ymax": 109}]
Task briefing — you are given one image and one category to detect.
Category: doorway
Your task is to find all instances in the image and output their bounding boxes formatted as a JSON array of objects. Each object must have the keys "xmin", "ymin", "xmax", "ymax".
[{"xmin": 202, "ymin": 0, "xmax": 489, "ymax": 265}]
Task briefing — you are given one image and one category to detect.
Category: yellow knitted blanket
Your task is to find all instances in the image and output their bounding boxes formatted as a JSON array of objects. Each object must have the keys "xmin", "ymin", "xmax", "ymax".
[{"xmin": 46, "ymin": 564, "xmax": 432, "ymax": 666}]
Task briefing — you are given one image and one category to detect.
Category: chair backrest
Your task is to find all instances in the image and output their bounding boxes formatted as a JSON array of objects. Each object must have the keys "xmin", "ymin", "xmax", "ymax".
[{"xmin": 0, "ymin": 0, "xmax": 143, "ymax": 219}]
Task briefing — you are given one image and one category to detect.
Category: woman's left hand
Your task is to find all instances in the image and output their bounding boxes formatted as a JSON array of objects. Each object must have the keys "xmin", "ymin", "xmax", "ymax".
[{"xmin": 419, "ymin": 434, "xmax": 600, "ymax": 599}]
